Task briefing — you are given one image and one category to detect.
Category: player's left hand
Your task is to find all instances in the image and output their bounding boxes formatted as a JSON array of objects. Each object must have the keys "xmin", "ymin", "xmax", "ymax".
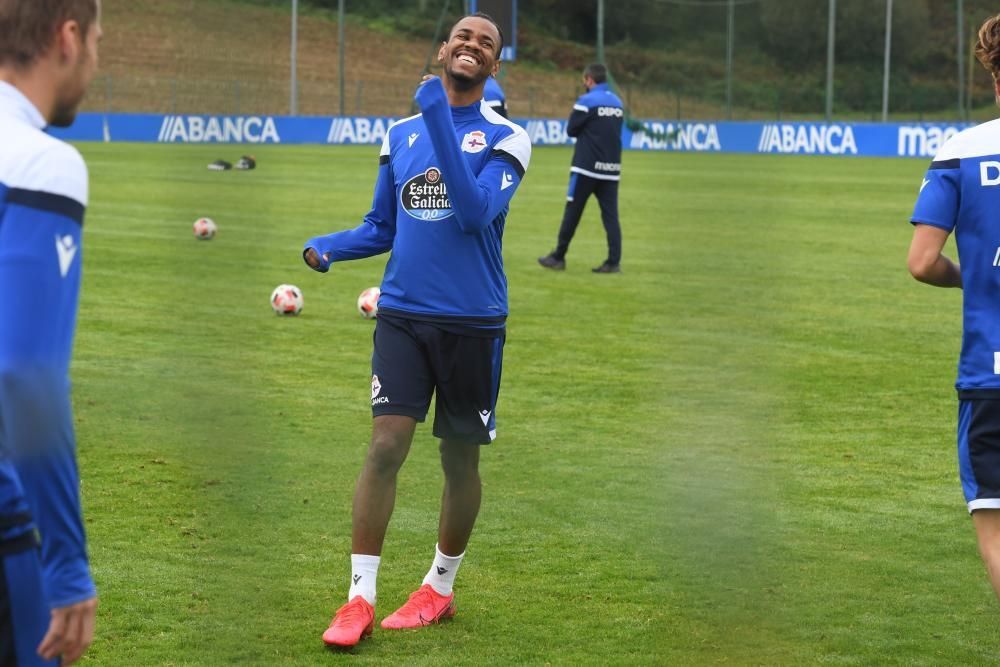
[
  {"xmin": 414, "ymin": 75, "xmax": 446, "ymax": 109},
  {"xmin": 37, "ymin": 596, "xmax": 98, "ymax": 666},
  {"xmin": 303, "ymin": 247, "xmax": 330, "ymax": 272}
]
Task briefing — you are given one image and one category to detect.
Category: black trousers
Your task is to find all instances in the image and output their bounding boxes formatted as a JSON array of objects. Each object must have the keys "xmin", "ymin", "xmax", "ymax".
[{"xmin": 554, "ymin": 172, "xmax": 621, "ymax": 265}]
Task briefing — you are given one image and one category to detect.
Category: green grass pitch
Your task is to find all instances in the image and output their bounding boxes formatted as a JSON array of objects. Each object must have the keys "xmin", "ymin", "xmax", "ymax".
[{"xmin": 71, "ymin": 143, "xmax": 999, "ymax": 664}]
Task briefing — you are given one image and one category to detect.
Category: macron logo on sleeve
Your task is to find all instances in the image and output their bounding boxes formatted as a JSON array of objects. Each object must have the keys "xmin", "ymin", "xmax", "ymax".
[
  {"xmin": 501, "ymin": 172, "xmax": 513, "ymax": 191},
  {"xmin": 55, "ymin": 234, "xmax": 77, "ymax": 277}
]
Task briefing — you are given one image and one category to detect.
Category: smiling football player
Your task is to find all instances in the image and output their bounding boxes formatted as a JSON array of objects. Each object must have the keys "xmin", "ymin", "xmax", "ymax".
[{"xmin": 303, "ymin": 13, "xmax": 531, "ymax": 648}]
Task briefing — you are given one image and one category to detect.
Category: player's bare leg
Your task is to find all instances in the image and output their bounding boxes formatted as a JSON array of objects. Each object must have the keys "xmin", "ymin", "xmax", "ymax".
[
  {"xmin": 437, "ymin": 439, "xmax": 482, "ymax": 556},
  {"xmin": 973, "ymin": 509, "xmax": 1000, "ymax": 601},
  {"xmin": 381, "ymin": 439, "xmax": 479, "ymax": 629},
  {"xmin": 352, "ymin": 415, "xmax": 417, "ymax": 555},
  {"xmin": 324, "ymin": 415, "xmax": 416, "ymax": 647}
]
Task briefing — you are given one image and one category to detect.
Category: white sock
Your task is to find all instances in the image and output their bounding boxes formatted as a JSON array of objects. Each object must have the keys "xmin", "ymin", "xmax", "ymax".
[
  {"xmin": 422, "ymin": 544, "xmax": 464, "ymax": 596},
  {"xmin": 348, "ymin": 554, "xmax": 380, "ymax": 606}
]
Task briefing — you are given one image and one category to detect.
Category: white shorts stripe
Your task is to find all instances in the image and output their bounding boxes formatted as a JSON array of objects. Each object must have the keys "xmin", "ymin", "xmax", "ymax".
[{"xmin": 968, "ymin": 498, "xmax": 1000, "ymax": 514}]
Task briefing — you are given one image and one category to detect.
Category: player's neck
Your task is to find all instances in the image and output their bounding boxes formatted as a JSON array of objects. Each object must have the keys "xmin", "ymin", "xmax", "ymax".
[
  {"xmin": 0, "ymin": 65, "xmax": 58, "ymax": 124},
  {"xmin": 441, "ymin": 76, "xmax": 486, "ymax": 107}
]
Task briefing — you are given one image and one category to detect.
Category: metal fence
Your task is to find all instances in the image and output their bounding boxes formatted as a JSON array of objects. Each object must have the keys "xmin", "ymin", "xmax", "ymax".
[
  {"xmin": 81, "ymin": 0, "xmax": 999, "ymax": 123},
  {"xmin": 82, "ymin": 73, "xmax": 592, "ymax": 119}
]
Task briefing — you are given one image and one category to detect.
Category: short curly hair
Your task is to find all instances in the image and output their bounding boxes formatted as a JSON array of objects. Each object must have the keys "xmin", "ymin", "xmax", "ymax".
[
  {"xmin": 450, "ymin": 12, "xmax": 504, "ymax": 58},
  {"xmin": 975, "ymin": 13, "xmax": 1000, "ymax": 80},
  {"xmin": 0, "ymin": 0, "xmax": 98, "ymax": 69}
]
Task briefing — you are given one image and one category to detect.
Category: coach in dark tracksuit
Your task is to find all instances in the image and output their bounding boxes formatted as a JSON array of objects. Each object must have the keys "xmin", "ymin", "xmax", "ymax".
[{"xmin": 538, "ymin": 63, "xmax": 624, "ymax": 273}]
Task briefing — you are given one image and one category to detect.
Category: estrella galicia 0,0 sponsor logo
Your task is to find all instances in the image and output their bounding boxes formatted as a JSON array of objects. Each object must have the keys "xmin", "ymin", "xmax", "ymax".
[{"xmin": 400, "ymin": 167, "xmax": 454, "ymax": 221}]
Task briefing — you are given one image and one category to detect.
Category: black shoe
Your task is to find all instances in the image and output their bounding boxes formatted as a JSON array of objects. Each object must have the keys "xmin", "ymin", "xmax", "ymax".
[
  {"xmin": 538, "ymin": 254, "xmax": 566, "ymax": 270},
  {"xmin": 208, "ymin": 159, "xmax": 232, "ymax": 171},
  {"xmin": 591, "ymin": 261, "xmax": 621, "ymax": 274}
]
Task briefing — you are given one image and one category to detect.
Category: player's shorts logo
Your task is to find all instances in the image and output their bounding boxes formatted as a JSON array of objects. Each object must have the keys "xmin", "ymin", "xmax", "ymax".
[
  {"xmin": 372, "ymin": 374, "xmax": 389, "ymax": 405},
  {"xmin": 400, "ymin": 167, "xmax": 454, "ymax": 221}
]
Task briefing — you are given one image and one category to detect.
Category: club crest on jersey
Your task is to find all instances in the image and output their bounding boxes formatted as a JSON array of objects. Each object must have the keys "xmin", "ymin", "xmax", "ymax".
[
  {"xmin": 400, "ymin": 166, "xmax": 454, "ymax": 221},
  {"xmin": 461, "ymin": 130, "xmax": 488, "ymax": 154},
  {"xmin": 371, "ymin": 375, "xmax": 382, "ymax": 400}
]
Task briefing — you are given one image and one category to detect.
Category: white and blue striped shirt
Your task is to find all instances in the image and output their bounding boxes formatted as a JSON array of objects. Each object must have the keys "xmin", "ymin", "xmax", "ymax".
[{"xmin": 0, "ymin": 80, "xmax": 95, "ymax": 609}]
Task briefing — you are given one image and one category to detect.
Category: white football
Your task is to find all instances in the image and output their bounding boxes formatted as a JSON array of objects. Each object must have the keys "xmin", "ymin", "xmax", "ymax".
[
  {"xmin": 193, "ymin": 217, "xmax": 217, "ymax": 240},
  {"xmin": 357, "ymin": 286, "xmax": 380, "ymax": 319},
  {"xmin": 271, "ymin": 284, "xmax": 304, "ymax": 316}
]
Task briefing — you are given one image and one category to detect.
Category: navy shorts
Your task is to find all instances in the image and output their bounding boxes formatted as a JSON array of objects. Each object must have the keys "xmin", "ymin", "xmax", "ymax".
[
  {"xmin": 0, "ymin": 531, "xmax": 56, "ymax": 667},
  {"xmin": 958, "ymin": 398, "xmax": 1000, "ymax": 512},
  {"xmin": 370, "ymin": 315, "xmax": 505, "ymax": 445}
]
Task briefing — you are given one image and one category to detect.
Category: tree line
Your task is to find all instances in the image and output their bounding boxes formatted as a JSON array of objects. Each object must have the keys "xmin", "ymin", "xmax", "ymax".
[{"xmin": 283, "ymin": 0, "xmax": 999, "ymax": 115}]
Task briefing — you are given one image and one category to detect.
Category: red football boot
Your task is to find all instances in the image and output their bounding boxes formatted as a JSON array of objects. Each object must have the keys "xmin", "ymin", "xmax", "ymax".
[
  {"xmin": 380, "ymin": 584, "xmax": 456, "ymax": 629},
  {"xmin": 322, "ymin": 596, "xmax": 374, "ymax": 647}
]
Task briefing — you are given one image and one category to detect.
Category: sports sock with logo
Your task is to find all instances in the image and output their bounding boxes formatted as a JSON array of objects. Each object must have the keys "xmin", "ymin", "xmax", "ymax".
[
  {"xmin": 348, "ymin": 554, "xmax": 380, "ymax": 606},
  {"xmin": 422, "ymin": 544, "xmax": 464, "ymax": 596}
]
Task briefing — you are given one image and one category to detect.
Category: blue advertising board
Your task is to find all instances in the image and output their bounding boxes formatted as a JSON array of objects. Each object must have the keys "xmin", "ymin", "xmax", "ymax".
[{"xmin": 50, "ymin": 113, "xmax": 973, "ymax": 159}]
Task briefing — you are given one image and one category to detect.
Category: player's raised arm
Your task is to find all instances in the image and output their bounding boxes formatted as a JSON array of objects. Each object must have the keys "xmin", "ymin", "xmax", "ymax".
[{"xmin": 415, "ymin": 77, "xmax": 529, "ymax": 234}]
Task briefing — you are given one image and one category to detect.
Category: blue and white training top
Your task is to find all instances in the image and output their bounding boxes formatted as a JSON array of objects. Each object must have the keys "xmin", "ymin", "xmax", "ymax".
[
  {"xmin": 305, "ymin": 77, "xmax": 531, "ymax": 331},
  {"xmin": 567, "ymin": 82, "xmax": 624, "ymax": 181},
  {"xmin": 0, "ymin": 81, "xmax": 95, "ymax": 607},
  {"xmin": 911, "ymin": 117, "xmax": 1000, "ymax": 397}
]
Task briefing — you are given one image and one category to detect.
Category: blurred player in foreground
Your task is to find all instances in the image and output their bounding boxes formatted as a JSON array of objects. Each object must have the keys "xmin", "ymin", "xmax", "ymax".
[
  {"xmin": 0, "ymin": 0, "xmax": 102, "ymax": 664},
  {"xmin": 907, "ymin": 12, "xmax": 1000, "ymax": 601},
  {"xmin": 304, "ymin": 12, "xmax": 530, "ymax": 648}
]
